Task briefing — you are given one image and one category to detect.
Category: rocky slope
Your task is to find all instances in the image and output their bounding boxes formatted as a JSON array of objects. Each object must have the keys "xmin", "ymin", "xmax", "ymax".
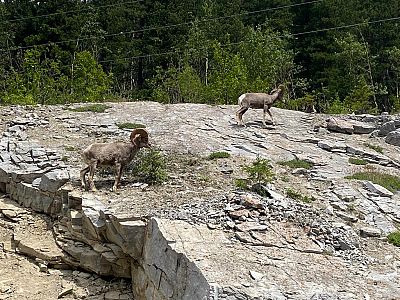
[{"xmin": 1, "ymin": 102, "xmax": 399, "ymax": 300}]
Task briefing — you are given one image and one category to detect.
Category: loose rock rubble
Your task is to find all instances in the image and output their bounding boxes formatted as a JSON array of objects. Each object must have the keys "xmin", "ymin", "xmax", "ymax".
[{"xmin": 1, "ymin": 102, "xmax": 400, "ymax": 300}]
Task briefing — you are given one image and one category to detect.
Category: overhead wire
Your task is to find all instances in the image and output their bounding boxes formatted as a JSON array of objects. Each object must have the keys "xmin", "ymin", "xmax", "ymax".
[
  {"xmin": 98, "ymin": 15, "xmax": 400, "ymax": 64},
  {"xmin": 0, "ymin": 0, "xmax": 324, "ymax": 52}
]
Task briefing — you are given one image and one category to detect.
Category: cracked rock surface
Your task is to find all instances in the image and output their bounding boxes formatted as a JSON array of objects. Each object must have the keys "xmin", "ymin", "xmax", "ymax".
[{"xmin": 1, "ymin": 102, "xmax": 400, "ymax": 300}]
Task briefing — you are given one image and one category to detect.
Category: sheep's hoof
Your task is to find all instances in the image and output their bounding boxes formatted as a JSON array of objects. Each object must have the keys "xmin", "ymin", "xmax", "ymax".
[{"xmin": 111, "ymin": 186, "xmax": 118, "ymax": 192}]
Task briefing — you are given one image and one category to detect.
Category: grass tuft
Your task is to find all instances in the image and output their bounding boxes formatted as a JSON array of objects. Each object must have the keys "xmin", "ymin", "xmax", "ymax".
[
  {"xmin": 208, "ymin": 151, "xmax": 231, "ymax": 160},
  {"xmin": 345, "ymin": 172, "xmax": 400, "ymax": 192},
  {"xmin": 387, "ymin": 231, "xmax": 400, "ymax": 247},
  {"xmin": 286, "ymin": 188, "xmax": 315, "ymax": 203},
  {"xmin": 116, "ymin": 122, "xmax": 146, "ymax": 129},
  {"xmin": 348, "ymin": 157, "xmax": 368, "ymax": 165},
  {"xmin": 363, "ymin": 142, "xmax": 384, "ymax": 154},
  {"xmin": 278, "ymin": 159, "xmax": 314, "ymax": 169},
  {"xmin": 68, "ymin": 104, "xmax": 111, "ymax": 113}
]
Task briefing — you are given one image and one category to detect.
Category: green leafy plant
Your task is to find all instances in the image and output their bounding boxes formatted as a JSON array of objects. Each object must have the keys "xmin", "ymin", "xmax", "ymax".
[
  {"xmin": 286, "ymin": 188, "xmax": 315, "ymax": 203},
  {"xmin": 116, "ymin": 122, "xmax": 146, "ymax": 129},
  {"xmin": 363, "ymin": 142, "xmax": 383, "ymax": 154},
  {"xmin": 387, "ymin": 231, "xmax": 400, "ymax": 247},
  {"xmin": 127, "ymin": 148, "xmax": 168, "ymax": 185},
  {"xmin": 348, "ymin": 157, "xmax": 368, "ymax": 165},
  {"xmin": 208, "ymin": 151, "xmax": 231, "ymax": 160},
  {"xmin": 345, "ymin": 172, "xmax": 400, "ymax": 192},
  {"xmin": 234, "ymin": 156, "xmax": 274, "ymax": 194},
  {"xmin": 68, "ymin": 104, "xmax": 111, "ymax": 113},
  {"xmin": 243, "ymin": 156, "xmax": 274, "ymax": 185},
  {"xmin": 234, "ymin": 178, "xmax": 249, "ymax": 190},
  {"xmin": 278, "ymin": 159, "xmax": 314, "ymax": 169}
]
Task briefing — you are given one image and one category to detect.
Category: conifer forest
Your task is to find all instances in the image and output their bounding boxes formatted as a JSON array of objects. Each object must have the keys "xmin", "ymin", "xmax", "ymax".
[{"xmin": 0, "ymin": 0, "xmax": 399, "ymax": 113}]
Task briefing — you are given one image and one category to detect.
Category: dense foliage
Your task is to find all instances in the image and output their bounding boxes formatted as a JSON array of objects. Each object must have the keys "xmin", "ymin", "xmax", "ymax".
[{"xmin": 0, "ymin": 0, "xmax": 399, "ymax": 113}]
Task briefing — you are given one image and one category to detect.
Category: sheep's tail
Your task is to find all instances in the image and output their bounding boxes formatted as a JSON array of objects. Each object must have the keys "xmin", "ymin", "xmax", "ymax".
[{"xmin": 238, "ymin": 94, "xmax": 246, "ymax": 106}]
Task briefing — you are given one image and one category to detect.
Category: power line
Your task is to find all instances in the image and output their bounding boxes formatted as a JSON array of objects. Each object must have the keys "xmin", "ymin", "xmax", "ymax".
[
  {"xmin": 2, "ymin": 0, "xmax": 144, "ymax": 24},
  {"xmin": 98, "ymin": 15, "xmax": 400, "ymax": 64},
  {"xmin": 0, "ymin": 0, "xmax": 323, "ymax": 52}
]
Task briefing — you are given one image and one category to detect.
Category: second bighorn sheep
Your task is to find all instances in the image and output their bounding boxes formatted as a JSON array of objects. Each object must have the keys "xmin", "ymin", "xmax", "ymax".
[
  {"xmin": 80, "ymin": 128, "xmax": 150, "ymax": 192},
  {"xmin": 236, "ymin": 85, "xmax": 285, "ymax": 126}
]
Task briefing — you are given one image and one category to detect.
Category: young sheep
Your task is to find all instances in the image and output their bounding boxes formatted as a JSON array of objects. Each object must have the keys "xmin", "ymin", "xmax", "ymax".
[
  {"xmin": 236, "ymin": 85, "xmax": 285, "ymax": 127},
  {"xmin": 80, "ymin": 128, "xmax": 150, "ymax": 192}
]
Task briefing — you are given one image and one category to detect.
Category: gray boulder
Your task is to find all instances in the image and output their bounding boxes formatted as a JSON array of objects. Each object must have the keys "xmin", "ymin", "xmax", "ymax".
[
  {"xmin": 326, "ymin": 118, "xmax": 354, "ymax": 134},
  {"xmin": 38, "ymin": 169, "xmax": 70, "ymax": 192},
  {"xmin": 385, "ymin": 129, "xmax": 400, "ymax": 146},
  {"xmin": 378, "ymin": 121, "xmax": 396, "ymax": 136}
]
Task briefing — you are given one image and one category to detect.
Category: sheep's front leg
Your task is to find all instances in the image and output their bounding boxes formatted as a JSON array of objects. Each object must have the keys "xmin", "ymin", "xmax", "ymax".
[
  {"xmin": 112, "ymin": 162, "xmax": 123, "ymax": 192},
  {"xmin": 88, "ymin": 162, "xmax": 98, "ymax": 191},
  {"xmin": 267, "ymin": 109, "xmax": 275, "ymax": 125},
  {"xmin": 80, "ymin": 166, "xmax": 90, "ymax": 189},
  {"xmin": 265, "ymin": 106, "xmax": 274, "ymax": 126}
]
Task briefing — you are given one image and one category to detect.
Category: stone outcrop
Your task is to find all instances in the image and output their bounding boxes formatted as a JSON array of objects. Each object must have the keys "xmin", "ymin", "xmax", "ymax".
[
  {"xmin": 1, "ymin": 103, "xmax": 400, "ymax": 300},
  {"xmin": 0, "ymin": 136, "xmax": 211, "ymax": 299}
]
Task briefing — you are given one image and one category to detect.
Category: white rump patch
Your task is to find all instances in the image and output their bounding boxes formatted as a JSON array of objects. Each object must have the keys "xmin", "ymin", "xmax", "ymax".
[{"xmin": 238, "ymin": 94, "xmax": 246, "ymax": 105}]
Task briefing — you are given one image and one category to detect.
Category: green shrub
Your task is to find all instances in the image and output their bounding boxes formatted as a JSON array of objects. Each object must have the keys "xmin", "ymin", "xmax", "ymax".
[
  {"xmin": 234, "ymin": 156, "xmax": 274, "ymax": 195},
  {"xmin": 243, "ymin": 156, "xmax": 274, "ymax": 185},
  {"xmin": 208, "ymin": 151, "xmax": 231, "ymax": 160},
  {"xmin": 234, "ymin": 178, "xmax": 249, "ymax": 190},
  {"xmin": 116, "ymin": 122, "xmax": 146, "ymax": 129},
  {"xmin": 348, "ymin": 157, "xmax": 368, "ymax": 165},
  {"xmin": 286, "ymin": 188, "xmax": 315, "ymax": 203},
  {"xmin": 363, "ymin": 142, "xmax": 383, "ymax": 154},
  {"xmin": 345, "ymin": 172, "xmax": 400, "ymax": 192},
  {"xmin": 127, "ymin": 148, "xmax": 167, "ymax": 185},
  {"xmin": 387, "ymin": 231, "xmax": 400, "ymax": 247},
  {"xmin": 68, "ymin": 104, "xmax": 111, "ymax": 113},
  {"xmin": 278, "ymin": 159, "xmax": 314, "ymax": 169}
]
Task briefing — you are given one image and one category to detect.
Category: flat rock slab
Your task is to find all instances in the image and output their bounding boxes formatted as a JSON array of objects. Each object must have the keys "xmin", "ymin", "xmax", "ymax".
[{"xmin": 156, "ymin": 218, "xmax": 400, "ymax": 299}]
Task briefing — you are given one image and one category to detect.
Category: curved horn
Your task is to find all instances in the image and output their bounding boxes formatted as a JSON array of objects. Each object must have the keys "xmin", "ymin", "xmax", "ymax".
[{"xmin": 130, "ymin": 128, "xmax": 149, "ymax": 143}]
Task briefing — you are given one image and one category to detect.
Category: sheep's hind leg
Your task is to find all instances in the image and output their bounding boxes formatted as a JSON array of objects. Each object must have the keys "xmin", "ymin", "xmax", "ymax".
[
  {"xmin": 112, "ymin": 163, "xmax": 123, "ymax": 192},
  {"xmin": 88, "ymin": 163, "xmax": 98, "ymax": 192},
  {"xmin": 80, "ymin": 166, "xmax": 90, "ymax": 190},
  {"xmin": 236, "ymin": 107, "xmax": 248, "ymax": 126}
]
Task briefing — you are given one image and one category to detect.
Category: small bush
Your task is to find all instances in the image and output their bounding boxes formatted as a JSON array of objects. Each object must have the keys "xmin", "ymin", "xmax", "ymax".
[
  {"xmin": 345, "ymin": 172, "xmax": 400, "ymax": 192},
  {"xmin": 286, "ymin": 188, "xmax": 315, "ymax": 203},
  {"xmin": 348, "ymin": 157, "xmax": 367, "ymax": 165},
  {"xmin": 116, "ymin": 122, "xmax": 146, "ymax": 129},
  {"xmin": 208, "ymin": 151, "xmax": 231, "ymax": 160},
  {"xmin": 387, "ymin": 231, "xmax": 400, "ymax": 247},
  {"xmin": 243, "ymin": 156, "xmax": 274, "ymax": 185},
  {"xmin": 64, "ymin": 146, "xmax": 76, "ymax": 151},
  {"xmin": 364, "ymin": 142, "xmax": 383, "ymax": 154},
  {"xmin": 68, "ymin": 104, "xmax": 111, "ymax": 113},
  {"xmin": 128, "ymin": 148, "xmax": 168, "ymax": 184},
  {"xmin": 234, "ymin": 178, "xmax": 249, "ymax": 190},
  {"xmin": 234, "ymin": 156, "xmax": 274, "ymax": 195},
  {"xmin": 278, "ymin": 159, "xmax": 314, "ymax": 169}
]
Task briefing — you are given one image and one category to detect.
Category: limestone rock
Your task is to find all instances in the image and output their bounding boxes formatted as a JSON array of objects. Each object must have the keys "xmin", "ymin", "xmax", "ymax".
[
  {"xmin": 39, "ymin": 169, "xmax": 70, "ymax": 192},
  {"xmin": 326, "ymin": 118, "xmax": 354, "ymax": 134},
  {"xmin": 363, "ymin": 181, "xmax": 394, "ymax": 197},
  {"xmin": 385, "ymin": 129, "xmax": 400, "ymax": 146},
  {"xmin": 360, "ymin": 227, "xmax": 382, "ymax": 237},
  {"xmin": 378, "ymin": 121, "xmax": 396, "ymax": 136}
]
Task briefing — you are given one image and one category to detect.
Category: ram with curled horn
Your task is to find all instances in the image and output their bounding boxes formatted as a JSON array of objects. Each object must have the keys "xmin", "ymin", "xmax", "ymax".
[{"xmin": 80, "ymin": 128, "xmax": 150, "ymax": 192}]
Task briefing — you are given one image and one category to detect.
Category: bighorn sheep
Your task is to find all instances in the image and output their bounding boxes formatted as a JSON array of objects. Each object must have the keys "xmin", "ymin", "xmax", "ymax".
[
  {"xmin": 80, "ymin": 128, "xmax": 150, "ymax": 192},
  {"xmin": 236, "ymin": 85, "xmax": 285, "ymax": 126}
]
